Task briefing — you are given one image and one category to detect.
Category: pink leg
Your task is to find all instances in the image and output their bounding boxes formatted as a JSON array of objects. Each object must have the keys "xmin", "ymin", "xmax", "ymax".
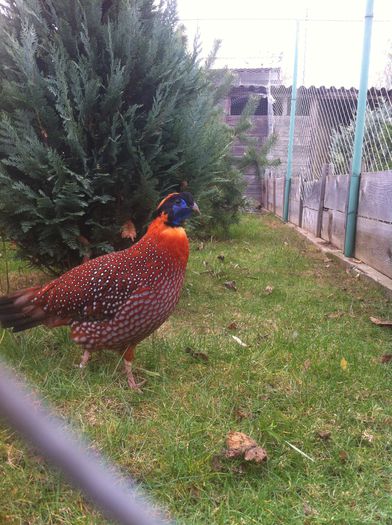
[
  {"xmin": 79, "ymin": 350, "xmax": 91, "ymax": 368},
  {"xmin": 124, "ymin": 346, "xmax": 146, "ymax": 391}
]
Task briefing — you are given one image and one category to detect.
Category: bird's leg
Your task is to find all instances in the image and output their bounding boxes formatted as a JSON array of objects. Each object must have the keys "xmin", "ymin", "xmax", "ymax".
[
  {"xmin": 79, "ymin": 350, "xmax": 91, "ymax": 368},
  {"xmin": 123, "ymin": 345, "xmax": 146, "ymax": 391}
]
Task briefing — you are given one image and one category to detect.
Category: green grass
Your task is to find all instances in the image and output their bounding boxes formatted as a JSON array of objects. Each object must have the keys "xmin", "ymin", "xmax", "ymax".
[{"xmin": 1, "ymin": 213, "xmax": 392, "ymax": 524}]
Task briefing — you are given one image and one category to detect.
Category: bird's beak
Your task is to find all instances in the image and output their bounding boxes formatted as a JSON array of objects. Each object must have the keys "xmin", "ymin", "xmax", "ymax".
[{"xmin": 192, "ymin": 202, "xmax": 201, "ymax": 215}]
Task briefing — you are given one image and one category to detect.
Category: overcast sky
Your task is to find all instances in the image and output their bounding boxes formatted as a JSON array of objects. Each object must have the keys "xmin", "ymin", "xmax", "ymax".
[{"xmin": 176, "ymin": 0, "xmax": 392, "ymax": 87}]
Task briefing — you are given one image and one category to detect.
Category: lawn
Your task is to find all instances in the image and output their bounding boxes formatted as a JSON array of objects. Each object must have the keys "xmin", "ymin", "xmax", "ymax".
[{"xmin": 1, "ymin": 213, "xmax": 392, "ymax": 524}]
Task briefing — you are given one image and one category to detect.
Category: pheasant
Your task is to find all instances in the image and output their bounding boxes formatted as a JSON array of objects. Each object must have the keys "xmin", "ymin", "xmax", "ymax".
[{"xmin": 0, "ymin": 192, "xmax": 200, "ymax": 389}]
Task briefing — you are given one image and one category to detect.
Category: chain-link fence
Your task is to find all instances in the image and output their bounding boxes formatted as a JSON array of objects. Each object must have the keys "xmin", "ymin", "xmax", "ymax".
[
  {"xmin": 181, "ymin": 4, "xmax": 392, "ymax": 277},
  {"xmin": 267, "ymin": 15, "xmax": 392, "ymax": 184}
]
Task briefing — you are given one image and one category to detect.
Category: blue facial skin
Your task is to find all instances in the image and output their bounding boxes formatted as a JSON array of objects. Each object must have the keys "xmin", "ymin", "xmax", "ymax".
[{"xmin": 171, "ymin": 199, "xmax": 193, "ymax": 226}]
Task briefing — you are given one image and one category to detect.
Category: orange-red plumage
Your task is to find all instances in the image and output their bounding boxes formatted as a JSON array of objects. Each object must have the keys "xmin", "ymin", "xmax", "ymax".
[{"xmin": 0, "ymin": 192, "xmax": 199, "ymax": 389}]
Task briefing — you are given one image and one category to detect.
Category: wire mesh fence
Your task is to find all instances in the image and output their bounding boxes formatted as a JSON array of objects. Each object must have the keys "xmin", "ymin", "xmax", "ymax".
[
  {"xmin": 179, "ymin": 9, "xmax": 392, "ymax": 186},
  {"xmin": 266, "ymin": 18, "xmax": 392, "ymax": 185},
  {"xmin": 179, "ymin": 4, "xmax": 392, "ymax": 276},
  {"xmin": 270, "ymin": 84, "xmax": 392, "ymax": 181}
]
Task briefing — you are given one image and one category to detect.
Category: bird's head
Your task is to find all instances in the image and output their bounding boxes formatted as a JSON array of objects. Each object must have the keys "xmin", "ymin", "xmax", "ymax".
[{"xmin": 152, "ymin": 192, "xmax": 200, "ymax": 226}]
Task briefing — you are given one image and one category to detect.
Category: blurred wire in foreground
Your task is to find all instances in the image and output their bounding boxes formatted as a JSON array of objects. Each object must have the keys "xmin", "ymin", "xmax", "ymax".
[{"xmin": 0, "ymin": 362, "xmax": 171, "ymax": 525}]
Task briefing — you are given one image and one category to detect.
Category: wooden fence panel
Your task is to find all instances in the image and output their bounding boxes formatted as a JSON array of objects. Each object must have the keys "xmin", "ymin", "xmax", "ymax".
[
  {"xmin": 303, "ymin": 179, "xmax": 322, "ymax": 210},
  {"xmin": 355, "ymin": 217, "xmax": 392, "ymax": 279},
  {"xmin": 275, "ymin": 178, "xmax": 285, "ymax": 217},
  {"xmin": 302, "ymin": 207, "xmax": 319, "ymax": 235},
  {"xmin": 267, "ymin": 176, "xmax": 274, "ymax": 211},
  {"xmin": 263, "ymin": 168, "xmax": 392, "ymax": 280},
  {"xmin": 358, "ymin": 171, "xmax": 392, "ymax": 223},
  {"xmin": 321, "ymin": 210, "xmax": 346, "ymax": 250},
  {"xmin": 289, "ymin": 177, "xmax": 301, "ymax": 226},
  {"xmin": 324, "ymin": 175, "xmax": 349, "ymax": 212},
  {"xmin": 301, "ymin": 178, "xmax": 322, "ymax": 235}
]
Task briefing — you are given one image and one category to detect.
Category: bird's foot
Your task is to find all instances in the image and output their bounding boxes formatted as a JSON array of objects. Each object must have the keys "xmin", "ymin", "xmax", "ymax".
[
  {"xmin": 127, "ymin": 375, "xmax": 147, "ymax": 392},
  {"xmin": 124, "ymin": 359, "xmax": 146, "ymax": 392},
  {"xmin": 78, "ymin": 350, "xmax": 91, "ymax": 368}
]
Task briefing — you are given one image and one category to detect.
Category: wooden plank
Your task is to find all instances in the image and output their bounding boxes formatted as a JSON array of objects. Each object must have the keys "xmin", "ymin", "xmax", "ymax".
[
  {"xmin": 299, "ymin": 176, "xmax": 304, "ymax": 227},
  {"xmin": 289, "ymin": 178, "xmax": 301, "ymax": 226},
  {"xmin": 324, "ymin": 175, "xmax": 349, "ymax": 212},
  {"xmin": 355, "ymin": 217, "xmax": 392, "ymax": 279},
  {"xmin": 267, "ymin": 176, "xmax": 274, "ymax": 210},
  {"xmin": 302, "ymin": 207, "xmax": 318, "ymax": 235},
  {"xmin": 299, "ymin": 196, "xmax": 304, "ymax": 228},
  {"xmin": 273, "ymin": 177, "xmax": 276, "ymax": 214},
  {"xmin": 321, "ymin": 209, "xmax": 346, "ymax": 250},
  {"xmin": 275, "ymin": 178, "xmax": 285, "ymax": 217},
  {"xmin": 316, "ymin": 165, "xmax": 328, "ymax": 238},
  {"xmin": 261, "ymin": 177, "xmax": 267, "ymax": 208},
  {"xmin": 358, "ymin": 171, "xmax": 392, "ymax": 223},
  {"xmin": 303, "ymin": 179, "xmax": 322, "ymax": 210}
]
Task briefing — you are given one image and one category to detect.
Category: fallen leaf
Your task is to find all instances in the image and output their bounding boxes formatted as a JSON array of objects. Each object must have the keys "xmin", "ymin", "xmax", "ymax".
[
  {"xmin": 339, "ymin": 450, "xmax": 348, "ymax": 463},
  {"xmin": 217, "ymin": 254, "xmax": 225, "ymax": 262},
  {"xmin": 303, "ymin": 502, "xmax": 317, "ymax": 516},
  {"xmin": 184, "ymin": 347, "xmax": 209, "ymax": 362},
  {"xmin": 196, "ymin": 242, "xmax": 204, "ymax": 251},
  {"xmin": 302, "ymin": 359, "xmax": 311, "ymax": 372},
  {"xmin": 227, "ymin": 321, "xmax": 238, "ymax": 330},
  {"xmin": 361, "ymin": 430, "xmax": 374, "ymax": 443},
  {"xmin": 340, "ymin": 357, "xmax": 348, "ymax": 371},
  {"xmin": 121, "ymin": 219, "xmax": 137, "ymax": 241},
  {"xmin": 370, "ymin": 316, "xmax": 392, "ymax": 327},
  {"xmin": 6, "ymin": 444, "xmax": 23, "ymax": 468},
  {"xmin": 224, "ymin": 280, "xmax": 237, "ymax": 291},
  {"xmin": 225, "ymin": 431, "xmax": 267, "ymax": 464},
  {"xmin": 265, "ymin": 285, "xmax": 274, "ymax": 294},
  {"xmin": 235, "ymin": 408, "xmax": 252, "ymax": 420},
  {"xmin": 380, "ymin": 354, "xmax": 392, "ymax": 364},
  {"xmin": 316, "ymin": 430, "xmax": 331, "ymax": 441},
  {"xmin": 231, "ymin": 335, "xmax": 247, "ymax": 347},
  {"xmin": 244, "ymin": 446, "xmax": 267, "ymax": 462},
  {"xmin": 327, "ymin": 311, "xmax": 344, "ymax": 319}
]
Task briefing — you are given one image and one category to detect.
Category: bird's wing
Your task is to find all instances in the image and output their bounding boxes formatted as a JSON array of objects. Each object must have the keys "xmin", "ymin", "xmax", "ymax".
[
  {"xmin": 31, "ymin": 250, "xmax": 140, "ymax": 322},
  {"xmin": 70, "ymin": 287, "xmax": 159, "ymax": 349}
]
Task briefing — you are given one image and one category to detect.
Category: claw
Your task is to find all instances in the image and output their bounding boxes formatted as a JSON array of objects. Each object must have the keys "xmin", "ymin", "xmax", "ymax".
[
  {"xmin": 79, "ymin": 350, "xmax": 91, "ymax": 368},
  {"xmin": 124, "ymin": 358, "xmax": 146, "ymax": 392},
  {"xmin": 127, "ymin": 376, "xmax": 147, "ymax": 392}
]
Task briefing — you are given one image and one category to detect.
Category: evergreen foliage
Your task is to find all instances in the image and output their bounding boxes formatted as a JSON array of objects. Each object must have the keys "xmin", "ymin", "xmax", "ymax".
[
  {"xmin": 0, "ymin": 0, "xmax": 244, "ymax": 273},
  {"xmin": 330, "ymin": 99, "xmax": 392, "ymax": 174}
]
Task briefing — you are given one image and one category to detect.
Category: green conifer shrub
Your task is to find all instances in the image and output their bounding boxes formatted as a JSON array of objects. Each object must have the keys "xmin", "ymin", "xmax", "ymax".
[{"xmin": 0, "ymin": 0, "xmax": 244, "ymax": 273}]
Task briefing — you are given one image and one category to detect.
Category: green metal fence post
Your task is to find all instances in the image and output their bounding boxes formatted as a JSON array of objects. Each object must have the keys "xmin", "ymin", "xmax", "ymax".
[
  {"xmin": 283, "ymin": 20, "xmax": 300, "ymax": 222},
  {"xmin": 344, "ymin": 0, "xmax": 374, "ymax": 257}
]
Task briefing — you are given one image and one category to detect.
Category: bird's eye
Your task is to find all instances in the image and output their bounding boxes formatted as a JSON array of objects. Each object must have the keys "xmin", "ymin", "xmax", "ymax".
[{"xmin": 175, "ymin": 198, "xmax": 182, "ymax": 204}]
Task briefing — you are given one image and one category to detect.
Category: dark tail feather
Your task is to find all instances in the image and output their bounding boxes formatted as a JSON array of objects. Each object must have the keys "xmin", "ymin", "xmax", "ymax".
[{"xmin": 0, "ymin": 286, "xmax": 46, "ymax": 333}]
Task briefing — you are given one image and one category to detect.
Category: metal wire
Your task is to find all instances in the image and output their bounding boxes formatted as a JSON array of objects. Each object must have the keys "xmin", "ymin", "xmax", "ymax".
[
  {"xmin": 265, "ymin": 17, "xmax": 392, "ymax": 194},
  {"xmin": 0, "ymin": 362, "xmax": 172, "ymax": 525}
]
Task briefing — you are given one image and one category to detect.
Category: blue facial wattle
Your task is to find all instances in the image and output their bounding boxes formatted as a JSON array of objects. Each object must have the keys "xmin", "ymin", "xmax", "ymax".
[{"xmin": 172, "ymin": 200, "xmax": 192, "ymax": 225}]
